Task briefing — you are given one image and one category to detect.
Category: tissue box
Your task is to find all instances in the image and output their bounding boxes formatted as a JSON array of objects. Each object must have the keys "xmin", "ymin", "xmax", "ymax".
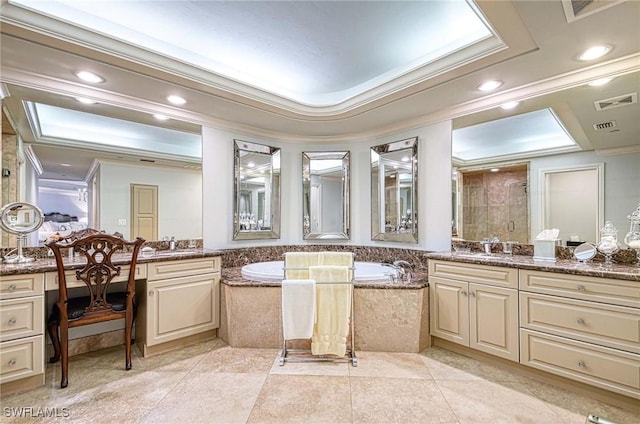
[{"xmin": 533, "ymin": 240, "xmax": 558, "ymax": 262}]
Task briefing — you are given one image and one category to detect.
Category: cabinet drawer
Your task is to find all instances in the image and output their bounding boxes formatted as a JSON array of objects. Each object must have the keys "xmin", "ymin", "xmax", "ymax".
[
  {"xmin": 519, "ymin": 269, "xmax": 640, "ymax": 308},
  {"xmin": 520, "ymin": 329, "xmax": 640, "ymax": 399},
  {"xmin": 0, "ymin": 273, "xmax": 44, "ymax": 300},
  {"xmin": 0, "ymin": 296, "xmax": 44, "ymax": 342},
  {"xmin": 520, "ymin": 293, "xmax": 640, "ymax": 354},
  {"xmin": 45, "ymin": 264, "xmax": 147, "ymax": 291},
  {"xmin": 428, "ymin": 260, "xmax": 517, "ymax": 288},
  {"xmin": 0, "ymin": 335, "xmax": 44, "ymax": 384},
  {"xmin": 147, "ymin": 257, "xmax": 220, "ymax": 281}
]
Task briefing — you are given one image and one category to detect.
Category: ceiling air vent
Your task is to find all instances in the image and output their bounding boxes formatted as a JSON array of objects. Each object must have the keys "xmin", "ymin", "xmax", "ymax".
[
  {"xmin": 139, "ymin": 158, "xmax": 156, "ymax": 163},
  {"xmin": 594, "ymin": 93, "xmax": 637, "ymax": 111},
  {"xmin": 562, "ymin": 0, "xmax": 623, "ymax": 22},
  {"xmin": 593, "ymin": 120, "xmax": 616, "ymax": 131}
]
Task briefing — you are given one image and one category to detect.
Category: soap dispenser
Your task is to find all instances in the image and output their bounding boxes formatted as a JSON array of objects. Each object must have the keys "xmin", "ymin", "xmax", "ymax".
[{"xmin": 169, "ymin": 236, "xmax": 176, "ymax": 251}]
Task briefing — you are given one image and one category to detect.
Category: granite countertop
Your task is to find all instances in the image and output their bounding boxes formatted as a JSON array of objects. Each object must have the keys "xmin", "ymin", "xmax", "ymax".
[
  {"xmin": 221, "ymin": 267, "xmax": 428, "ymax": 289},
  {"xmin": 427, "ymin": 251, "xmax": 640, "ymax": 282},
  {"xmin": 0, "ymin": 248, "xmax": 223, "ymax": 276}
]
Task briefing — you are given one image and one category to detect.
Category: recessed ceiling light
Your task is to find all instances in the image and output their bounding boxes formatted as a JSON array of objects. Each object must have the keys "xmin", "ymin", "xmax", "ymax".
[
  {"xmin": 75, "ymin": 97, "xmax": 97, "ymax": 104},
  {"xmin": 578, "ymin": 45, "xmax": 612, "ymax": 61},
  {"xmin": 490, "ymin": 168, "xmax": 500, "ymax": 172},
  {"xmin": 75, "ymin": 71, "xmax": 104, "ymax": 83},
  {"xmin": 167, "ymin": 95, "xmax": 186, "ymax": 105},
  {"xmin": 500, "ymin": 101, "xmax": 520, "ymax": 110},
  {"xmin": 60, "ymin": 163, "xmax": 72, "ymax": 167},
  {"xmin": 588, "ymin": 77, "xmax": 614, "ymax": 87},
  {"xmin": 478, "ymin": 80, "xmax": 503, "ymax": 92},
  {"xmin": 247, "ymin": 162, "xmax": 255, "ymax": 168},
  {"xmin": 153, "ymin": 114, "xmax": 170, "ymax": 121}
]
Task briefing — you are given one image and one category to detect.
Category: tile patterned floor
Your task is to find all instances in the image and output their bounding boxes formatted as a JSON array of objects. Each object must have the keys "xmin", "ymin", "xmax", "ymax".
[{"xmin": 2, "ymin": 340, "xmax": 639, "ymax": 424}]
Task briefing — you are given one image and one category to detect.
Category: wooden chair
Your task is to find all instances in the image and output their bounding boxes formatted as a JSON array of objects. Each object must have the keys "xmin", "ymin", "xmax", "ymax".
[{"xmin": 46, "ymin": 230, "xmax": 145, "ymax": 388}]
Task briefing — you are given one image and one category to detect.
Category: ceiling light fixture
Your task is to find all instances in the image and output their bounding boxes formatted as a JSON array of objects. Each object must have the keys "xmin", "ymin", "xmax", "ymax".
[
  {"xmin": 478, "ymin": 80, "xmax": 503, "ymax": 92},
  {"xmin": 75, "ymin": 71, "xmax": 104, "ymax": 83},
  {"xmin": 500, "ymin": 101, "xmax": 520, "ymax": 110},
  {"xmin": 60, "ymin": 163, "xmax": 72, "ymax": 167},
  {"xmin": 75, "ymin": 97, "xmax": 97, "ymax": 105},
  {"xmin": 578, "ymin": 45, "xmax": 612, "ymax": 61},
  {"xmin": 167, "ymin": 95, "xmax": 186, "ymax": 105},
  {"xmin": 490, "ymin": 168, "xmax": 500, "ymax": 172},
  {"xmin": 588, "ymin": 77, "xmax": 614, "ymax": 87},
  {"xmin": 153, "ymin": 114, "xmax": 170, "ymax": 121}
]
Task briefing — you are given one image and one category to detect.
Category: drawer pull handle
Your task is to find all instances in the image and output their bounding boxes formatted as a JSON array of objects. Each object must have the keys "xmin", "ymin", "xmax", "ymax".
[
  {"xmin": 461, "ymin": 290, "xmax": 467, "ymax": 296},
  {"xmin": 8, "ymin": 359, "xmax": 17, "ymax": 366},
  {"xmin": 576, "ymin": 285, "xmax": 586, "ymax": 292},
  {"xmin": 8, "ymin": 284, "xmax": 17, "ymax": 292},
  {"xmin": 577, "ymin": 318, "xmax": 586, "ymax": 326},
  {"xmin": 149, "ymin": 291, "xmax": 154, "ymax": 296},
  {"xmin": 578, "ymin": 360, "xmax": 586, "ymax": 368},
  {"xmin": 8, "ymin": 318, "xmax": 17, "ymax": 325},
  {"xmin": 469, "ymin": 291, "xmax": 476, "ymax": 297}
]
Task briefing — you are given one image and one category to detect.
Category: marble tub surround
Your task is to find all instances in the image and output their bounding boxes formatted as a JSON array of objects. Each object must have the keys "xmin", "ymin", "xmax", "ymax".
[
  {"xmin": 451, "ymin": 239, "xmax": 639, "ymax": 264},
  {"xmin": 220, "ymin": 245, "xmax": 430, "ymax": 271},
  {"xmin": 428, "ymin": 251, "xmax": 640, "ymax": 282},
  {"xmin": 220, "ymin": 268, "xmax": 430, "ymax": 352}
]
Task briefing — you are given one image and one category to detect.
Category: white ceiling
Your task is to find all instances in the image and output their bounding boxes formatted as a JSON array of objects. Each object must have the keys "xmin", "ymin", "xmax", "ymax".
[{"xmin": 1, "ymin": 0, "xmax": 639, "ymax": 182}]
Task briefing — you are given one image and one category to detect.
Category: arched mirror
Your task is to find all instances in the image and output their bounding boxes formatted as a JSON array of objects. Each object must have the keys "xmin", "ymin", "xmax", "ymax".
[
  {"xmin": 371, "ymin": 137, "xmax": 418, "ymax": 243},
  {"xmin": 302, "ymin": 151, "xmax": 350, "ymax": 240},
  {"xmin": 0, "ymin": 201, "xmax": 44, "ymax": 263},
  {"xmin": 233, "ymin": 140, "xmax": 281, "ymax": 240}
]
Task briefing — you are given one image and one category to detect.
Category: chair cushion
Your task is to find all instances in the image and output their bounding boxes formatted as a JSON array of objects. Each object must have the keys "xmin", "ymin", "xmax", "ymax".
[{"xmin": 48, "ymin": 292, "xmax": 136, "ymax": 324}]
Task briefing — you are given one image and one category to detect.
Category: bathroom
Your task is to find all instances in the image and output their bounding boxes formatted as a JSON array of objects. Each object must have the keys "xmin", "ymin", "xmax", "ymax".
[{"xmin": 2, "ymin": 1, "xmax": 640, "ymax": 422}]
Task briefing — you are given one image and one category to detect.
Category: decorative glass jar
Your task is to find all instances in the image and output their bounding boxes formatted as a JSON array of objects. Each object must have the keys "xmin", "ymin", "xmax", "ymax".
[
  {"xmin": 597, "ymin": 221, "xmax": 619, "ymax": 265},
  {"xmin": 623, "ymin": 203, "xmax": 640, "ymax": 266}
]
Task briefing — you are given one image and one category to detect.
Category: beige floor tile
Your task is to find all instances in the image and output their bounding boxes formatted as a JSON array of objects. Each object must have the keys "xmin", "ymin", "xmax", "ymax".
[
  {"xmin": 247, "ymin": 374, "xmax": 352, "ymax": 423},
  {"xmin": 420, "ymin": 346, "xmax": 520, "ymax": 382},
  {"xmin": 269, "ymin": 356, "xmax": 351, "ymax": 376},
  {"xmin": 140, "ymin": 372, "xmax": 266, "ymax": 424},
  {"xmin": 519, "ymin": 378, "xmax": 640, "ymax": 424},
  {"xmin": 350, "ymin": 377, "xmax": 459, "ymax": 424},
  {"xmin": 348, "ymin": 351, "xmax": 433, "ymax": 379},
  {"xmin": 436, "ymin": 380, "xmax": 564, "ymax": 424},
  {"xmin": 134, "ymin": 338, "xmax": 226, "ymax": 372},
  {"xmin": 193, "ymin": 346, "xmax": 279, "ymax": 373}
]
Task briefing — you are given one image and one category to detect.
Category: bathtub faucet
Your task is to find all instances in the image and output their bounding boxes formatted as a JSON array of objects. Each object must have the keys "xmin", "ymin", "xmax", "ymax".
[{"xmin": 393, "ymin": 260, "xmax": 413, "ymax": 284}]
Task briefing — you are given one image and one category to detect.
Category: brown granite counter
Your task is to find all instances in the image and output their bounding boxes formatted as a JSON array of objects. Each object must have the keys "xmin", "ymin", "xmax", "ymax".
[
  {"xmin": 0, "ymin": 248, "xmax": 223, "ymax": 276},
  {"xmin": 427, "ymin": 251, "xmax": 640, "ymax": 282},
  {"xmin": 221, "ymin": 267, "xmax": 428, "ymax": 289}
]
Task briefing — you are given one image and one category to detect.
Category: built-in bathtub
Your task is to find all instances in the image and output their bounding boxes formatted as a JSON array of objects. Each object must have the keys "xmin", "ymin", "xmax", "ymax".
[{"xmin": 241, "ymin": 260, "xmax": 399, "ymax": 282}]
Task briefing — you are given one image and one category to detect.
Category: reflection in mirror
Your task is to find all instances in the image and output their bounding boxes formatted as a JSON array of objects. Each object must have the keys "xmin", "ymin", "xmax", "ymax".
[
  {"xmin": 371, "ymin": 137, "xmax": 418, "ymax": 243},
  {"xmin": 233, "ymin": 140, "xmax": 281, "ymax": 240},
  {"xmin": 302, "ymin": 151, "xmax": 350, "ymax": 240}
]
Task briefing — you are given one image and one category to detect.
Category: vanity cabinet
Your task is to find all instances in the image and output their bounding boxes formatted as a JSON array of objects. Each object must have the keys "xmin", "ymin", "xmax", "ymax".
[
  {"xmin": 136, "ymin": 257, "xmax": 220, "ymax": 356},
  {"xmin": 519, "ymin": 269, "xmax": 640, "ymax": 399},
  {"xmin": 0, "ymin": 273, "xmax": 45, "ymax": 387},
  {"xmin": 429, "ymin": 260, "xmax": 519, "ymax": 361}
]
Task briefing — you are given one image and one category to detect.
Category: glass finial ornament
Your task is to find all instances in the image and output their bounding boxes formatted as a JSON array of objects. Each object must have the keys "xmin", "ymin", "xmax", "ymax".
[
  {"xmin": 597, "ymin": 221, "xmax": 619, "ymax": 265},
  {"xmin": 623, "ymin": 202, "xmax": 640, "ymax": 266}
]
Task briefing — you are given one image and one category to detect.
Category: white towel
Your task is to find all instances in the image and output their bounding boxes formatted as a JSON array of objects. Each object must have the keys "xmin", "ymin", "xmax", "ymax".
[
  {"xmin": 281, "ymin": 279, "xmax": 316, "ymax": 340},
  {"xmin": 284, "ymin": 252, "xmax": 319, "ymax": 279},
  {"xmin": 309, "ymin": 265, "xmax": 351, "ymax": 356}
]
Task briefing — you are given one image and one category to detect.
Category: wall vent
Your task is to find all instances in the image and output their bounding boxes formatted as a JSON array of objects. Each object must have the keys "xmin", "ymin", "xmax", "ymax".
[
  {"xmin": 593, "ymin": 120, "xmax": 616, "ymax": 131},
  {"xmin": 594, "ymin": 93, "xmax": 637, "ymax": 111},
  {"xmin": 139, "ymin": 158, "xmax": 156, "ymax": 163}
]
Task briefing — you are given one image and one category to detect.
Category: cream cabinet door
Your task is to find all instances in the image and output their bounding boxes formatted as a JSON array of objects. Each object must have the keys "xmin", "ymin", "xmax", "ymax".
[
  {"xmin": 469, "ymin": 283, "xmax": 519, "ymax": 361},
  {"xmin": 144, "ymin": 273, "xmax": 220, "ymax": 347},
  {"xmin": 429, "ymin": 276, "xmax": 469, "ymax": 346}
]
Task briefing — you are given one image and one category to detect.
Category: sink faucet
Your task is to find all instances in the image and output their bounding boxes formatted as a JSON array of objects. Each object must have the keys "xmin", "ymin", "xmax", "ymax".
[{"xmin": 381, "ymin": 262, "xmax": 403, "ymax": 282}]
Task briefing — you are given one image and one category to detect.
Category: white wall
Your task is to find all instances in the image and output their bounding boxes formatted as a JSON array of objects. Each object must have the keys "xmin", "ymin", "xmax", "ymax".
[
  {"xmin": 98, "ymin": 161, "xmax": 202, "ymax": 240},
  {"xmin": 529, "ymin": 150, "xmax": 640, "ymax": 242},
  {"xmin": 202, "ymin": 121, "xmax": 452, "ymax": 251}
]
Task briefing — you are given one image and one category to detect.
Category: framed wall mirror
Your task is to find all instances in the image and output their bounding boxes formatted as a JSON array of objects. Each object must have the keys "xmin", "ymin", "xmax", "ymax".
[
  {"xmin": 233, "ymin": 140, "xmax": 281, "ymax": 240},
  {"xmin": 302, "ymin": 151, "xmax": 350, "ymax": 240},
  {"xmin": 371, "ymin": 137, "xmax": 418, "ymax": 243}
]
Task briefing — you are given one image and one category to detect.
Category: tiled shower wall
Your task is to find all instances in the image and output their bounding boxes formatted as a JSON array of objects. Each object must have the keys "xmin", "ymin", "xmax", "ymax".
[{"xmin": 459, "ymin": 166, "xmax": 529, "ymax": 243}]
